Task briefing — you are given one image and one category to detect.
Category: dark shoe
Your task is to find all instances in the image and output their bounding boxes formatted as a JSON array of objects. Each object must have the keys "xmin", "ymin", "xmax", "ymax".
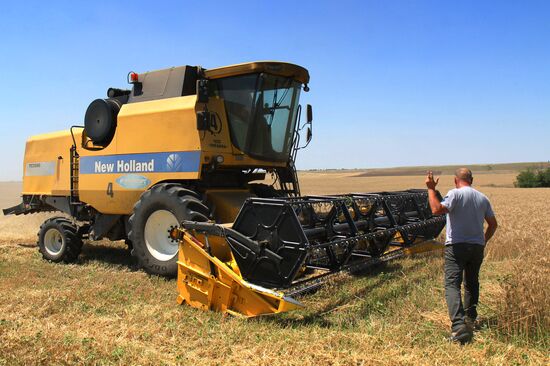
[
  {"xmin": 448, "ymin": 324, "xmax": 473, "ymax": 345},
  {"xmin": 465, "ymin": 306, "xmax": 478, "ymax": 323},
  {"xmin": 464, "ymin": 316, "xmax": 480, "ymax": 331}
]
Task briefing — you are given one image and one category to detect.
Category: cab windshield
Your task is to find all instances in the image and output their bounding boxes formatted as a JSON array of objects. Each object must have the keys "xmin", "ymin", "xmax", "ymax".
[{"xmin": 210, "ymin": 73, "xmax": 301, "ymax": 162}]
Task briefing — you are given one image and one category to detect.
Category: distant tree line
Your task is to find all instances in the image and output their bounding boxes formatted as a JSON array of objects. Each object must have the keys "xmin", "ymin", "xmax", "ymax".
[{"xmin": 515, "ymin": 168, "xmax": 550, "ymax": 188}]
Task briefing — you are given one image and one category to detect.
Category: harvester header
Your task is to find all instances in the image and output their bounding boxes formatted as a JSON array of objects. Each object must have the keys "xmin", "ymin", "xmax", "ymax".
[{"xmin": 176, "ymin": 191, "xmax": 445, "ymax": 316}]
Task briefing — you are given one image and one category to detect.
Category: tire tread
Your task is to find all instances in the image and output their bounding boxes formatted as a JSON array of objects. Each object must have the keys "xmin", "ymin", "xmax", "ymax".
[{"xmin": 128, "ymin": 184, "xmax": 210, "ymax": 276}]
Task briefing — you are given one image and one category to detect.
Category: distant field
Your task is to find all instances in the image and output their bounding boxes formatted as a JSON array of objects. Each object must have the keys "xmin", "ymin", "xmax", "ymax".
[
  {"xmin": 0, "ymin": 168, "xmax": 548, "ymax": 365},
  {"xmin": 303, "ymin": 161, "xmax": 550, "ymax": 177}
]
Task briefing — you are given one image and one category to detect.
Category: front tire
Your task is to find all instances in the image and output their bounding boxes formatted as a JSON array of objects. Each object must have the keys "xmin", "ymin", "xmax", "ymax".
[
  {"xmin": 128, "ymin": 184, "xmax": 210, "ymax": 276},
  {"xmin": 37, "ymin": 217, "xmax": 83, "ymax": 263}
]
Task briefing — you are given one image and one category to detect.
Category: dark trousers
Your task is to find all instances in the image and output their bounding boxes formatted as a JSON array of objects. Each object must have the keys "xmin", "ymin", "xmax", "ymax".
[{"xmin": 444, "ymin": 243, "xmax": 484, "ymax": 331}]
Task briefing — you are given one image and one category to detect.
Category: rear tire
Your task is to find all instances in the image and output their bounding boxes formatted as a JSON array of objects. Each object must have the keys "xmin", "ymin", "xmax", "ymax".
[
  {"xmin": 37, "ymin": 217, "xmax": 83, "ymax": 263},
  {"xmin": 128, "ymin": 184, "xmax": 210, "ymax": 276}
]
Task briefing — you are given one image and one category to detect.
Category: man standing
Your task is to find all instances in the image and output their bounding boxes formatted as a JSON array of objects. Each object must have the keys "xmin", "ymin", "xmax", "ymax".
[{"xmin": 425, "ymin": 168, "xmax": 498, "ymax": 344}]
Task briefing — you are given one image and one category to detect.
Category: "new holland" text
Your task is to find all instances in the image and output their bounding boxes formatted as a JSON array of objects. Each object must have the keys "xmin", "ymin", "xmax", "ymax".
[{"xmin": 94, "ymin": 159, "xmax": 155, "ymax": 173}]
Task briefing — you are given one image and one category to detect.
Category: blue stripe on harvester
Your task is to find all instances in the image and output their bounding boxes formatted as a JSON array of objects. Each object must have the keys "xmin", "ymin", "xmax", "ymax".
[{"xmin": 80, "ymin": 151, "xmax": 201, "ymax": 174}]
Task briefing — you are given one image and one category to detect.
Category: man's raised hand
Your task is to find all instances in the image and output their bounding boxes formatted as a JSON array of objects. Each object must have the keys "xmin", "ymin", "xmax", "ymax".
[{"xmin": 425, "ymin": 170, "xmax": 439, "ymax": 190}]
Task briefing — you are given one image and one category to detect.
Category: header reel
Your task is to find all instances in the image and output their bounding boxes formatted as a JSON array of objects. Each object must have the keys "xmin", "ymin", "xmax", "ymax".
[{"xmin": 176, "ymin": 190, "xmax": 446, "ymax": 316}]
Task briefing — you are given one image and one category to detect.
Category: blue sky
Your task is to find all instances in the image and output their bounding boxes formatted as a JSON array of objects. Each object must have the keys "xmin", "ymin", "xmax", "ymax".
[{"xmin": 0, "ymin": 1, "xmax": 548, "ymax": 180}]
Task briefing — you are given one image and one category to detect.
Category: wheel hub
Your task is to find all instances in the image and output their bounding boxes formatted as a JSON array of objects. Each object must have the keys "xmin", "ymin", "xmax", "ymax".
[
  {"xmin": 44, "ymin": 228, "xmax": 64, "ymax": 256},
  {"xmin": 144, "ymin": 210, "xmax": 180, "ymax": 261}
]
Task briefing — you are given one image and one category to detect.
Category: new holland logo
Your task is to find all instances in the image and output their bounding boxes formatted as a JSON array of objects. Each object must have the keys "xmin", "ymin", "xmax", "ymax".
[
  {"xmin": 166, "ymin": 153, "xmax": 183, "ymax": 172},
  {"xmin": 94, "ymin": 159, "xmax": 155, "ymax": 173}
]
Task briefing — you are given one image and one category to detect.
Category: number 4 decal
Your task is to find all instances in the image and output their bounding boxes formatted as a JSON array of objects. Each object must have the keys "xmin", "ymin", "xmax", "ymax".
[{"xmin": 107, "ymin": 182, "xmax": 114, "ymax": 197}]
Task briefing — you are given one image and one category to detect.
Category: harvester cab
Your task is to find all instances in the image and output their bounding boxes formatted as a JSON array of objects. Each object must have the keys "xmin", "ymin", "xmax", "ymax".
[{"xmin": 4, "ymin": 61, "xmax": 446, "ymax": 317}]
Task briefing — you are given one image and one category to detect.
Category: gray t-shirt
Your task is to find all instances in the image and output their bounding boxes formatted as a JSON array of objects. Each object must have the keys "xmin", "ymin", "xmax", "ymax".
[{"xmin": 440, "ymin": 186, "xmax": 495, "ymax": 245}]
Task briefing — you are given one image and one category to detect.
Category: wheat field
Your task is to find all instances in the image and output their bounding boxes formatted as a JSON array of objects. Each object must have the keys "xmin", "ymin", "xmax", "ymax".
[{"xmin": 0, "ymin": 172, "xmax": 548, "ymax": 365}]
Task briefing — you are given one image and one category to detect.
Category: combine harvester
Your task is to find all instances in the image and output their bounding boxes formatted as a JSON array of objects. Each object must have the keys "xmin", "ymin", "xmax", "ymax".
[{"xmin": 4, "ymin": 61, "xmax": 445, "ymax": 316}]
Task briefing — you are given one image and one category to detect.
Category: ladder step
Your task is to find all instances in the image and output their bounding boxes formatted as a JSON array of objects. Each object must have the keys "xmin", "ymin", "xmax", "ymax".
[{"xmin": 70, "ymin": 145, "xmax": 81, "ymax": 203}]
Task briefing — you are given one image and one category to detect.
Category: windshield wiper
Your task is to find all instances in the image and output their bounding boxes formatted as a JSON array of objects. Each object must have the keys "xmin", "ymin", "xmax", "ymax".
[{"xmin": 266, "ymin": 78, "xmax": 292, "ymax": 126}]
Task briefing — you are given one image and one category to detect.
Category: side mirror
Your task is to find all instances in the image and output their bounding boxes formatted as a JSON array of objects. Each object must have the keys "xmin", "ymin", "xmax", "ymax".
[
  {"xmin": 196, "ymin": 79, "xmax": 209, "ymax": 103},
  {"xmin": 306, "ymin": 104, "xmax": 313, "ymax": 123},
  {"xmin": 306, "ymin": 125, "xmax": 312, "ymax": 144}
]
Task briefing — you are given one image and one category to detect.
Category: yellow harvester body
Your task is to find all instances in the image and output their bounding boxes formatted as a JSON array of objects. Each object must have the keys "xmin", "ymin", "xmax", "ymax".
[
  {"xmin": 21, "ymin": 61, "xmax": 308, "ymax": 221},
  {"xmin": 7, "ymin": 61, "xmax": 312, "ymax": 279}
]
